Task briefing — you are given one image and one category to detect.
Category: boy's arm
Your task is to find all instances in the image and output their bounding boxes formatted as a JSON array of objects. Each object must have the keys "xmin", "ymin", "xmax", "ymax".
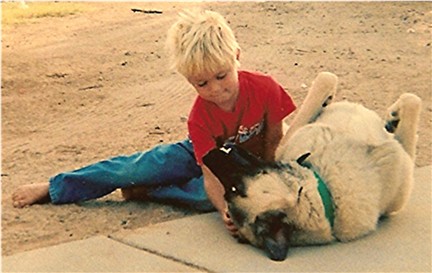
[
  {"xmin": 263, "ymin": 120, "xmax": 284, "ymax": 161},
  {"xmin": 202, "ymin": 165, "xmax": 238, "ymax": 235},
  {"xmin": 202, "ymin": 165, "xmax": 226, "ymax": 213}
]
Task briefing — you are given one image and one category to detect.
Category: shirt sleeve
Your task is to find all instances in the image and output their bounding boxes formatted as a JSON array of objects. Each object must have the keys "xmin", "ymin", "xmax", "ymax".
[
  {"xmin": 188, "ymin": 99, "xmax": 219, "ymax": 166},
  {"xmin": 188, "ymin": 119, "xmax": 216, "ymax": 166},
  {"xmin": 265, "ymin": 77, "xmax": 296, "ymax": 125}
]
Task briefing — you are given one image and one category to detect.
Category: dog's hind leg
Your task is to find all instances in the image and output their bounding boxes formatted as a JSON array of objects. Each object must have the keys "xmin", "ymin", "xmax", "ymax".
[
  {"xmin": 385, "ymin": 93, "xmax": 422, "ymax": 160},
  {"xmin": 279, "ymin": 72, "xmax": 338, "ymax": 149}
]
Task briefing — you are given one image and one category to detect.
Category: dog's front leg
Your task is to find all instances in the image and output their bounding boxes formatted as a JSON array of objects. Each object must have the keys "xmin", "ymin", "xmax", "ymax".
[{"xmin": 278, "ymin": 72, "xmax": 338, "ymax": 153}]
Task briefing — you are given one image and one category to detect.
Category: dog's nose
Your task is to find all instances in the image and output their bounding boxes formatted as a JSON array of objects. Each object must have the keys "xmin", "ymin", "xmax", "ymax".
[{"xmin": 254, "ymin": 210, "xmax": 291, "ymax": 261}]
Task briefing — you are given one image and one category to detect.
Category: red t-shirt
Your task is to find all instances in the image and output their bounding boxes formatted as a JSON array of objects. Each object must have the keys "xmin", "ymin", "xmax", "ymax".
[{"xmin": 188, "ymin": 70, "xmax": 296, "ymax": 165}]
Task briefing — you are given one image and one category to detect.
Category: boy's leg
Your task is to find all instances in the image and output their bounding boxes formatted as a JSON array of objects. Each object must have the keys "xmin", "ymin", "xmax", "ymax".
[
  {"xmin": 148, "ymin": 176, "xmax": 214, "ymax": 212},
  {"xmin": 49, "ymin": 139, "xmax": 203, "ymax": 204}
]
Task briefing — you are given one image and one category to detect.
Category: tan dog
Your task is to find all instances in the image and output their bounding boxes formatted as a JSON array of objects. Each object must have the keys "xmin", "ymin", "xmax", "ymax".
[{"xmin": 203, "ymin": 72, "xmax": 422, "ymax": 261}]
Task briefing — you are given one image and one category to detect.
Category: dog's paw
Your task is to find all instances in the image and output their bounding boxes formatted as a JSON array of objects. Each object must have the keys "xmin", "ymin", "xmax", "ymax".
[
  {"xmin": 322, "ymin": 95, "xmax": 334, "ymax": 107},
  {"xmin": 385, "ymin": 93, "xmax": 421, "ymax": 133},
  {"xmin": 385, "ymin": 111, "xmax": 400, "ymax": 133}
]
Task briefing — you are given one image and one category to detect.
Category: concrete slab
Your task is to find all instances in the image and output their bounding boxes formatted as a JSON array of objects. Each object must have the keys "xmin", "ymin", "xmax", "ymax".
[
  {"xmin": 112, "ymin": 166, "xmax": 432, "ymax": 272},
  {"xmin": 2, "ymin": 236, "xmax": 202, "ymax": 272}
]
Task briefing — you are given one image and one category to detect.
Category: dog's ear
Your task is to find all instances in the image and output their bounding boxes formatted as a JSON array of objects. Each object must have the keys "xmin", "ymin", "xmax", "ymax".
[
  {"xmin": 203, "ymin": 148, "xmax": 239, "ymax": 189},
  {"xmin": 203, "ymin": 144, "xmax": 266, "ymax": 191},
  {"xmin": 224, "ymin": 144, "xmax": 266, "ymax": 170},
  {"xmin": 296, "ymin": 152, "xmax": 312, "ymax": 168}
]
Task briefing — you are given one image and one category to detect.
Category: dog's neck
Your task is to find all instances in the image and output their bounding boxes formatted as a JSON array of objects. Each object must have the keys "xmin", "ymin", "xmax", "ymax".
[{"xmin": 291, "ymin": 168, "xmax": 335, "ymax": 231}]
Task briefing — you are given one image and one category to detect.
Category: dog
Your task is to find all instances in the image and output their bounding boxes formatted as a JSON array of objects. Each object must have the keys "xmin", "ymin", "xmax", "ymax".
[{"xmin": 203, "ymin": 72, "xmax": 422, "ymax": 261}]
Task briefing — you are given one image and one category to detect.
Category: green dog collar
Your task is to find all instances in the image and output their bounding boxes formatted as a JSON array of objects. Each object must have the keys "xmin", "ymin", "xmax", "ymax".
[{"xmin": 314, "ymin": 171, "xmax": 335, "ymax": 227}]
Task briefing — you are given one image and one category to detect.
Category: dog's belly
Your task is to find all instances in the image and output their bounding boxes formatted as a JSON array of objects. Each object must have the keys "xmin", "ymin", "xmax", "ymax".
[
  {"xmin": 315, "ymin": 101, "xmax": 390, "ymax": 145},
  {"xmin": 278, "ymin": 101, "xmax": 392, "ymax": 164}
]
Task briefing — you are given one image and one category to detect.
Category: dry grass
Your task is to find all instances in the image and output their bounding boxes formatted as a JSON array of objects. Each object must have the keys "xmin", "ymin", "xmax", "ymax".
[{"xmin": 2, "ymin": 1, "xmax": 90, "ymax": 25}]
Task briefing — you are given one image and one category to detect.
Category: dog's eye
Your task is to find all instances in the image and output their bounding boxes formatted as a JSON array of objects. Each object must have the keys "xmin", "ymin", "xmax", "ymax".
[
  {"xmin": 298, "ymin": 186, "xmax": 303, "ymax": 195},
  {"xmin": 228, "ymin": 184, "xmax": 247, "ymax": 198},
  {"xmin": 297, "ymin": 186, "xmax": 303, "ymax": 203}
]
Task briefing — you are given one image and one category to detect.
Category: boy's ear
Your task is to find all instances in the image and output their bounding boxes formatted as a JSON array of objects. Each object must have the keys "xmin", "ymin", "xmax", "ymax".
[{"xmin": 236, "ymin": 48, "xmax": 241, "ymax": 61}]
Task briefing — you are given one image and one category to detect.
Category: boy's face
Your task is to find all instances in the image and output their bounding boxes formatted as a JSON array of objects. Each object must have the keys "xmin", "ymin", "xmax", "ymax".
[{"xmin": 187, "ymin": 67, "xmax": 239, "ymax": 112}]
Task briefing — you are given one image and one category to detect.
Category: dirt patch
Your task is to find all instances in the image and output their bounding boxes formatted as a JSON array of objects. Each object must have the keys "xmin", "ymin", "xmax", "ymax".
[{"xmin": 2, "ymin": 2, "xmax": 431, "ymax": 256}]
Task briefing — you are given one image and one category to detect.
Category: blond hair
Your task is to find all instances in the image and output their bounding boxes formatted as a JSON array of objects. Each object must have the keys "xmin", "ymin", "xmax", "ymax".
[{"xmin": 166, "ymin": 9, "xmax": 240, "ymax": 77}]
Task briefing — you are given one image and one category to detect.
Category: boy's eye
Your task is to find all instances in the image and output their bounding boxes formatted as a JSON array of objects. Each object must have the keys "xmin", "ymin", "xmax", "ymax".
[
  {"xmin": 216, "ymin": 73, "xmax": 226, "ymax": 80},
  {"xmin": 197, "ymin": 81, "xmax": 207, "ymax": 87}
]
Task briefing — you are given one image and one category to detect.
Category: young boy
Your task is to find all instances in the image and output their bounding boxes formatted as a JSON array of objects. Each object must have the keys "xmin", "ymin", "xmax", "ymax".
[{"xmin": 12, "ymin": 9, "xmax": 296, "ymax": 235}]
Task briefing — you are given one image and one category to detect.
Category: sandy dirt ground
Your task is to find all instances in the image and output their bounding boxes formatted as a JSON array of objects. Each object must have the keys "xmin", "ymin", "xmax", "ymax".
[{"xmin": 2, "ymin": 2, "xmax": 431, "ymax": 256}]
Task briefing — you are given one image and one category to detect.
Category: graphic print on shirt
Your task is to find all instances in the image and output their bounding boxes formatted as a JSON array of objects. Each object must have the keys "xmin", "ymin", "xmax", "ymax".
[{"xmin": 219, "ymin": 120, "xmax": 264, "ymax": 147}]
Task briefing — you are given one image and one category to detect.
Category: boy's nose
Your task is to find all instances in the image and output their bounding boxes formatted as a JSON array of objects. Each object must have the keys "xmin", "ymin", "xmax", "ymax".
[{"xmin": 207, "ymin": 80, "xmax": 220, "ymax": 92}]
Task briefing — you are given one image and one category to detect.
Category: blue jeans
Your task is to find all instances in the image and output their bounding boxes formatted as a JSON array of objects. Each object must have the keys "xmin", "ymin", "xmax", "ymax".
[{"xmin": 48, "ymin": 139, "xmax": 214, "ymax": 211}]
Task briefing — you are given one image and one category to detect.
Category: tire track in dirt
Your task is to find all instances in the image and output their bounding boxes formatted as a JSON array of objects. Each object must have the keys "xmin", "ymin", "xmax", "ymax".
[{"xmin": 2, "ymin": 7, "xmax": 185, "ymax": 155}]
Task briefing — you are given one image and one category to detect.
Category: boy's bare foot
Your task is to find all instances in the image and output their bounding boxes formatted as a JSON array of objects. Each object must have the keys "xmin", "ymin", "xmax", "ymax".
[
  {"xmin": 121, "ymin": 185, "xmax": 148, "ymax": 201},
  {"xmin": 12, "ymin": 183, "xmax": 51, "ymax": 208}
]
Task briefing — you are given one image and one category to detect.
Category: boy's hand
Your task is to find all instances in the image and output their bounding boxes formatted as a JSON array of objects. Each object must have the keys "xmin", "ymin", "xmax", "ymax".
[{"xmin": 222, "ymin": 210, "xmax": 239, "ymax": 236}]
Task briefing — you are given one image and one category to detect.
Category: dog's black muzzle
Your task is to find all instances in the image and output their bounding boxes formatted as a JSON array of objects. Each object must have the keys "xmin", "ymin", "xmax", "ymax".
[{"xmin": 253, "ymin": 210, "xmax": 294, "ymax": 261}]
